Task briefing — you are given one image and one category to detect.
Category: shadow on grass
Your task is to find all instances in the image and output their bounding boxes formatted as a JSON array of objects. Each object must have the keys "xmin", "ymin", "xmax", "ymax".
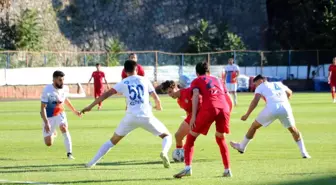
[
  {"xmin": 47, "ymin": 175, "xmax": 336, "ymax": 184},
  {"xmin": 273, "ymin": 176, "xmax": 336, "ymax": 185},
  {"xmin": 97, "ymin": 158, "xmax": 215, "ymax": 167}
]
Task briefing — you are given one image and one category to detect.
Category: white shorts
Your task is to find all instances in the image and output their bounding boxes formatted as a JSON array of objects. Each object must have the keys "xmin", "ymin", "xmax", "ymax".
[
  {"xmin": 115, "ymin": 114, "xmax": 169, "ymax": 136},
  {"xmin": 256, "ymin": 103, "xmax": 295, "ymax": 128},
  {"xmin": 226, "ymin": 83, "xmax": 237, "ymax": 92},
  {"xmin": 42, "ymin": 112, "xmax": 68, "ymax": 137}
]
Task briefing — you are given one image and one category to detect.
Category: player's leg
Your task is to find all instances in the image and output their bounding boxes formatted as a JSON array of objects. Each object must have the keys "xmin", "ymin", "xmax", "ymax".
[
  {"xmin": 57, "ymin": 113, "xmax": 74, "ymax": 159},
  {"xmin": 86, "ymin": 133, "xmax": 124, "ymax": 168},
  {"xmin": 174, "ymin": 109, "xmax": 214, "ymax": 178},
  {"xmin": 86, "ymin": 115, "xmax": 134, "ymax": 168},
  {"xmin": 94, "ymin": 90, "xmax": 103, "ymax": 110},
  {"xmin": 140, "ymin": 116, "xmax": 172, "ymax": 168},
  {"xmin": 279, "ymin": 110, "xmax": 311, "ymax": 158},
  {"xmin": 232, "ymin": 83, "xmax": 238, "ymax": 106},
  {"xmin": 230, "ymin": 108, "xmax": 274, "ymax": 153},
  {"xmin": 214, "ymin": 110, "xmax": 232, "ymax": 177},
  {"xmin": 175, "ymin": 118, "xmax": 190, "ymax": 149},
  {"xmin": 331, "ymin": 85, "xmax": 336, "ymax": 103},
  {"xmin": 43, "ymin": 117, "xmax": 57, "ymax": 146}
]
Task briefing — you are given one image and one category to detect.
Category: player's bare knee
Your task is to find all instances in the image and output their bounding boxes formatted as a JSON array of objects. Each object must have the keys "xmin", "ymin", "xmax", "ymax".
[
  {"xmin": 59, "ymin": 124, "xmax": 68, "ymax": 133},
  {"xmin": 159, "ymin": 133, "xmax": 170, "ymax": 139},
  {"xmin": 44, "ymin": 138, "xmax": 52, "ymax": 146},
  {"xmin": 111, "ymin": 133, "xmax": 124, "ymax": 145},
  {"xmin": 215, "ymin": 132, "xmax": 225, "ymax": 138}
]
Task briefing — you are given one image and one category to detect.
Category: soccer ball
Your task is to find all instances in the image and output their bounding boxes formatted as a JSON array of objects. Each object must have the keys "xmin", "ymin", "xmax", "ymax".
[{"xmin": 172, "ymin": 148, "xmax": 184, "ymax": 162}]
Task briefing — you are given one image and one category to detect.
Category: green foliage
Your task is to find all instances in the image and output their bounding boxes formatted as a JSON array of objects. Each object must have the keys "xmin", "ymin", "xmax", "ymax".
[
  {"xmin": 105, "ymin": 38, "xmax": 125, "ymax": 66},
  {"xmin": 188, "ymin": 19, "xmax": 211, "ymax": 53},
  {"xmin": 187, "ymin": 19, "xmax": 246, "ymax": 53},
  {"xmin": 268, "ymin": 0, "xmax": 336, "ymax": 49},
  {"xmin": 15, "ymin": 9, "xmax": 43, "ymax": 51}
]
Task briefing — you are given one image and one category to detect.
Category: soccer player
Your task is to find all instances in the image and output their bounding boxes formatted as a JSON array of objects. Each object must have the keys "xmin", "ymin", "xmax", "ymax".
[
  {"xmin": 81, "ymin": 60, "xmax": 172, "ymax": 168},
  {"xmin": 174, "ymin": 61, "xmax": 232, "ymax": 178},
  {"xmin": 328, "ymin": 57, "xmax": 336, "ymax": 103},
  {"xmin": 160, "ymin": 80, "xmax": 202, "ymax": 153},
  {"xmin": 230, "ymin": 74, "xmax": 311, "ymax": 159},
  {"xmin": 121, "ymin": 53, "xmax": 145, "ymax": 79},
  {"xmin": 40, "ymin": 71, "xmax": 82, "ymax": 159},
  {"xmin": 222, "ymin": 58, "xmax": 240, "ymax": 106},
  {"xmin": 88, "ymin": 63, "xmax": 109, "ymax": 110}
]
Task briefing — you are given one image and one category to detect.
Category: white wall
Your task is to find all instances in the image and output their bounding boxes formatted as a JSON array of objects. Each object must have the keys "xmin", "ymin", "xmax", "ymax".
[{"xmin": 0, "ymin": 65, "xmax": 329, "ymax": 86}]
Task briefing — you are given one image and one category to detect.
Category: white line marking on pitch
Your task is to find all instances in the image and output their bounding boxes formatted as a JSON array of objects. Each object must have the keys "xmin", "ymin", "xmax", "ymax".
[{"xmin": 0, "ymin": 179, "xmax": 54, "ymax": 185}]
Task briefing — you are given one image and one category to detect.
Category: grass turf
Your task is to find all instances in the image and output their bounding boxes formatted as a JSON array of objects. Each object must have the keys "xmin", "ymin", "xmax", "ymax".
[{"xmin": 0, "ymin": 93, "xmax": 335, "ymax": 185}]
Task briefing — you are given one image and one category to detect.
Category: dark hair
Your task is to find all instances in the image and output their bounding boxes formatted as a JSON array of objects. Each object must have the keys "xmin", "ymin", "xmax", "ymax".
[
  {"xmin": 253, "ymin": 74, "xmax": 266, "ymax": 82},
  {"xmin": 129, "ymin": 53, "xmax": 136, "ymax": 58},
  {"xmin": 96, "ymin": 63, "xmax": 101, "ymax": 67},
  {"xmin": 161, "ymin": 80, "xmax": 176, "ymax": 92},
  {"xmin": 195, "ymin": 61, "xmax": 210, "ymax": 75},
  {"xmin": 53, "ymin": 70, "xmax": 65, "ymax": 78},
  {"xmin": 124, "ymin": 60, "xmax": 137, "ymax": 73}
]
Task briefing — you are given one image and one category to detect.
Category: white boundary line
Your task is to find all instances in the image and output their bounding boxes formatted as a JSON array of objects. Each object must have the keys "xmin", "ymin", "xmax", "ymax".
[{"xmin": 0, "ymin": 179, "xmax": 54, "ymax": 185}]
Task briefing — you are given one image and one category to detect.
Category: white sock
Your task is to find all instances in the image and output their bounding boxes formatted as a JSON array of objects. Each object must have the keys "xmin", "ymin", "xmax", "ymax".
[
  {"xmin": 233, "ymin": 93, "xmax": 238, "ymax": 105},
  {"xmin": 185, "ymin": 165, "xmax": 191, "ymax": 170},
  {"xmin": 240, "ymin": 136, "xmax": 251, "ymax": 150},
  {"xmin": 161, "ymin": 135, "xmax": 172, "ymax": 154},
  {"xmin": 224, "ymin": 168, "xmax": 230, "ymax": 173},
  {"xmin": 62, "ymin": 132, "xmax": 72, "ymax": 154},
  {"xmin": 296, "ymin": 134, "xmax": 308, "ymax": 155},
  {"xmin": 88, "ymin": 140, "xmax": 114, "ymax": 166}
]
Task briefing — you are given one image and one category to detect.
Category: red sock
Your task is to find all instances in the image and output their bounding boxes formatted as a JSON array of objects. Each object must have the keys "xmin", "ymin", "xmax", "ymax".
[
  {"xmin": 332, "ymin": 90, "xmax": 335, "ymax": 99},
  {"xmin": 184, "ymin": 134, "xmax": 196, "ymax": 166},
  {"xmin": 176, "ymin": 145, "xmax": 183, "ymax": 149},
  {"xmin": 216, "ymin": 136, "xmax": 230, "ymax": 169}
]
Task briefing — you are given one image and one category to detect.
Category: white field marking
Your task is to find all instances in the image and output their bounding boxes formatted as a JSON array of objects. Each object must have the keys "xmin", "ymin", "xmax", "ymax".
[{"xmin": 0, "ymin": 179, "xmax": 54, "ymax": 185}]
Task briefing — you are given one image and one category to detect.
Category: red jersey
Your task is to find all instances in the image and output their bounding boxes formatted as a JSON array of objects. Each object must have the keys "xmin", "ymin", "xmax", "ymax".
[
  {"xmin": 92, "ymin": 71, "xmax": 105, "ymax": 90},
  {"xmin": 329, "ymin": 64, "xmax": 336, "ymax": 82},
  {"xmin": 190, "ymin": 75, "xmax": 229, "ymax": 112},
  {"xmin": 121, "ymin": 64, "xmax": 145, "ymax": 79},
  {"xmin": 177, "ymin": 88, "xmax": 202, "ymax": 114}
]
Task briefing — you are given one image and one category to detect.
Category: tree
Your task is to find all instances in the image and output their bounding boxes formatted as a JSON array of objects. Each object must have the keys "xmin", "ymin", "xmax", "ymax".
[{"xmin": 105, "ymin": 38, "xmax": 125, "ymax": 66}]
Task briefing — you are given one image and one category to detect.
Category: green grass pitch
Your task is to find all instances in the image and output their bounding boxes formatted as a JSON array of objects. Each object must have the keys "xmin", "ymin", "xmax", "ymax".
[{"xmin": 0, "ymin": 93, "xmax": 335, "ymax": 185}]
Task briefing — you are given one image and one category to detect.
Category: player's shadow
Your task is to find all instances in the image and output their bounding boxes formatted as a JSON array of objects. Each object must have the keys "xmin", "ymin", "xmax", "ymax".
[
  {"xmin": 0, "ymin": 163, "xmax": 83, "ymax": 170},
  {"xmin": 98, "ymin": 158, "xmax": 215, "ymax": 167},
  {"xmin": 50, "ymin": 177, "xmax": 174, "ymax": 184}
]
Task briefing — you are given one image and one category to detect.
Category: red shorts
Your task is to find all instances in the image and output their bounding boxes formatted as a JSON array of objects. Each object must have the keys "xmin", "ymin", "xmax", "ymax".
[
  {"xmin": 184, "ymin": 114, "xmax": 191, "ymax": 124},
  {"xmin": 330, "ymin": 81, "xmax": 336, "ymax": 87},
  {"xmin": 94, "ymin": 89, "xmax": 103, "ymax": 98},
  {"xmin": 192, "ymin": 107, "xmax": 230, "ymax": 135}
]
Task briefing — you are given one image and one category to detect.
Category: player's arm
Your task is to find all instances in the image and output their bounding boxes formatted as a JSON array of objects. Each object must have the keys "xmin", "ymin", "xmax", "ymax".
[
  {"xmin": 222, "ymin": 70, "xmax": 227, "ymax": 84},
  {"xmin": 64, "ymin": 98, "xmax": 81, "ymax": 117},
  {"xmin": 88, "ymin": 76, "xmax": 93, "ymax": 84},
  {"xmin": 150, "ymin": 92, "xmax": 162, "ymax": 111},
  {"xmin": 242, "ymin": 93, "xmax": 261, "ymax": 120},
  {"xmin": 104, "ymin": 77, "xmax": 110, "ymax": 89},
  {"xmin": 328, "ymin": 71, "xmax": 332, "ymax": 84},
  {"xmin": 190, "ymin": 88, "xmax": 200, "ymax": 129},
  {"xmin": 40, "ymin": 103, "xmax": 49, "ymax": 125},
  {"xmin": 81, "ymin": 88, "xmax": 117, "ymax": 114}
]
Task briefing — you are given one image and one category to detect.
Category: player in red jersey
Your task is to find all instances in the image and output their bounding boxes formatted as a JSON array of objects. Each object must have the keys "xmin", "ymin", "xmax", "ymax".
[
  {"xmin": 174, "ymin": 61, "xmax": 233, "ymax": 178},
  {"xmin": 328, "ymin": 57, "xmax": 336, "ymax": 103},
  {"xmin": 88, "ymin": 63, "xmax": 109, "ymax": 110},
  {"xmin": 121, "ymin": 53, "xmax": 145, "ymax": 79},
  {"xmin": 161, "ymin": 80, "xmax": 202, "ymax": 152}
]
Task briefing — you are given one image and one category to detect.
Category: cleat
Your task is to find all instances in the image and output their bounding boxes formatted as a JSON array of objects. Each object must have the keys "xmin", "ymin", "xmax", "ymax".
[
  {"xmin": 160, "ymin": 152, "xmax": 171, "ymax": 168},
  {"xmin": 333, "ymin": 99, "xmax": 336, "ymax": 103},
  {"xmin": 303, "ymin": 154, "xmax": 311, "ymax": 159},
  {"xmin": 230, "ymin": 141, "xmax": 245, "ymax": 154},
  {"xmin": 98, "ymin": 106, "xmax": 102, "ymax": 111},
  {"xmin": 67, "ymin": 153, "xmax": 75, "ymax": 160},
  {"xmin": 173, "ymin": 168, "xmax": 192, "ymax": 178},
  {"xmin": 223, "ymin": 170, "xmax": 233, "ymax": 177}
]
